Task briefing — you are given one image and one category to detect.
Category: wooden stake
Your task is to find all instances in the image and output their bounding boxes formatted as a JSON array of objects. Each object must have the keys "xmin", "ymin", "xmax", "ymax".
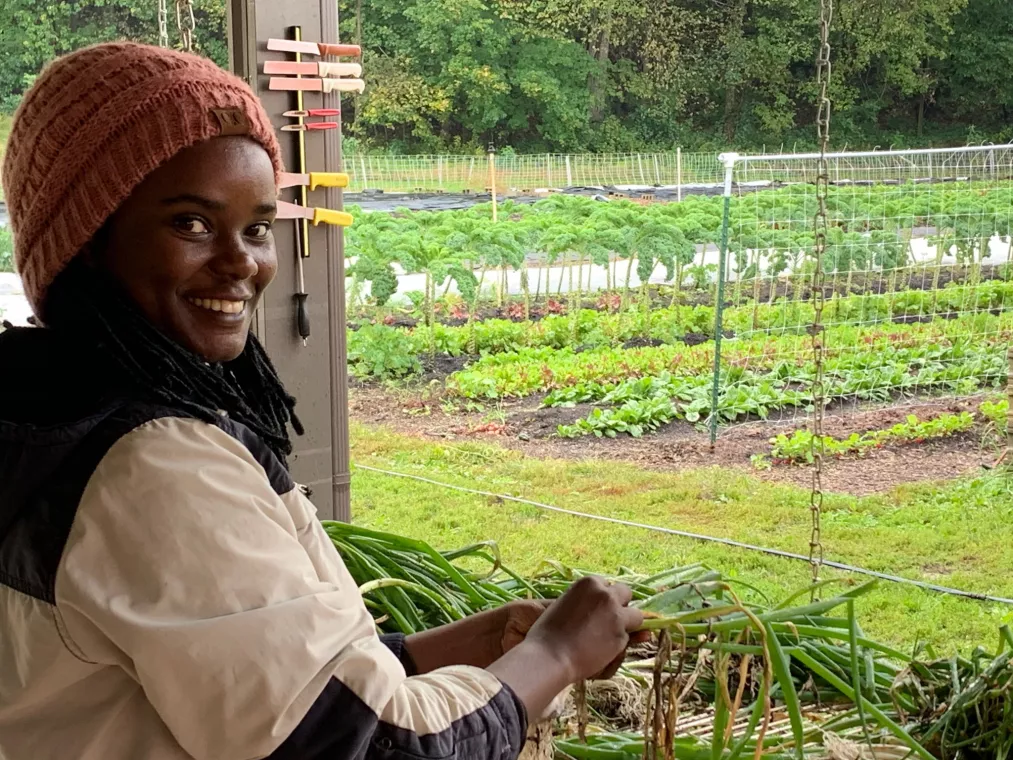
[
  {"xmin": 489, "ymin": 144, "xmax": 498, "ymax": 223},
  {"xmin": 676, "ymin": 147, "xmax": 682, "ymax": 202}
]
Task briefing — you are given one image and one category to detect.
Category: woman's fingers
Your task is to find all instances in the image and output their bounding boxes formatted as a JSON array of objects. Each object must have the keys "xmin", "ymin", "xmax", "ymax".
[
  {"xmin": 593, "ymin": 649, "xmax": 629, "ymax": 680},
  {"xmin": 608, "ymin": 581, "xmax": 634, "ymax": 607},
  {"xmin": 621, "ymin": 606, "xmax": 645, "ymax": 632}
]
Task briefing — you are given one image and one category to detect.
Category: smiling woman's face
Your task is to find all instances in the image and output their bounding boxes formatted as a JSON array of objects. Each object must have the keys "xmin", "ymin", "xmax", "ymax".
[{"xmin": 97, "ymin": 136, "xmax": 278, "ymax": 363}]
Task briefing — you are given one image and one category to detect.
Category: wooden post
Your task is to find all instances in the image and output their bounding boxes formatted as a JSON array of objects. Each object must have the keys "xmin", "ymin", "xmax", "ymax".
[
  {"xmin": 236, "ymin": 0, "xmax": 353, "ymax": 520},
  {"xmin": 321, "ymin": 0, "xmax": 352, "ymax": 522},
  {"xmin": 226, "ymin": 0, "xmax": 257, "ymax": 87},
  {"xmin": 677, "ymin": 147, "xmax": 683, "ymax": 202},
  {"xmin": 565, "ymin": 155, "xmax": 573, "ymax": 187},
  {"xmin": 489, "ymin": 144, "xmax": 498, "ymax": 223}
]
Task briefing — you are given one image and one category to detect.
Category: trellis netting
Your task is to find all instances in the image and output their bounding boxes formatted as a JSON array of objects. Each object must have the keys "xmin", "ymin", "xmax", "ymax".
[
  {"xmin": 343, "ymin": 151, "xmax": 726, "ymax": 194},
  {"xmin": 712, "ymin": 145, "xmax": 1013, "ymax": 431}
]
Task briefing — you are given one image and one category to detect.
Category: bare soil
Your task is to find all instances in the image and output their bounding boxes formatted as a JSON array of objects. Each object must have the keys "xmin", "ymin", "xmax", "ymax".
[{"xmin": 350, "ymin": 385, "xmax": 991, "ymax": 496}]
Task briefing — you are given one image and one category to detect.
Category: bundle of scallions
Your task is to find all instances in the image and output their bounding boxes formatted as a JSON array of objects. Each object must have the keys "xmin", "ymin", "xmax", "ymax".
[{"xmin": 323, "ymin": 521, "xmax": 1013, "ymax": 760}]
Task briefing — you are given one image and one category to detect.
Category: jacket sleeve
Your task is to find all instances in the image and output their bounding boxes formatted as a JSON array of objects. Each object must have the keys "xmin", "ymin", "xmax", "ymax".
[
  {"xmin": 54, "ymin": 416, "xmax": 527, "ymax": 760},
  {"xmin": 380, "ymin": 634, "xmax": 419, "ymax": 676}
]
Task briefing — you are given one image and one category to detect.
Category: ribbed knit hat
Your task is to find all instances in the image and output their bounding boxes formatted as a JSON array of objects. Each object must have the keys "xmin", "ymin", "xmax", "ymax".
[{"xmin": 1, "ymin": 42, "xmax": 283, "ymax": 315}]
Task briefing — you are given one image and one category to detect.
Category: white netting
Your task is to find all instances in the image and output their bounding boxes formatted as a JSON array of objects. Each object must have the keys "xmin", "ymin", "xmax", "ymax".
[
  {"xmin": 715, "ymin": 145, "xmax": 1013, "ymax": 431},
  {"xmin": 342, "ymin": 151, "xmax": 726, "ymax": 193}
]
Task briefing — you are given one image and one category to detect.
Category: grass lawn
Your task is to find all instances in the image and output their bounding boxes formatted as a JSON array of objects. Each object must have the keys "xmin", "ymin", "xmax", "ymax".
[{"xmin": 349, "ymin": 421, "xmax": 1013, "ymax": 657}]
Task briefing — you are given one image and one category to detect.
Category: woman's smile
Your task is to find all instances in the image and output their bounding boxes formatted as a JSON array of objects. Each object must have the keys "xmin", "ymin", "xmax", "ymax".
[{"xmin": 186, "ymin": 296, "xmax": 249, "ymax": 316}]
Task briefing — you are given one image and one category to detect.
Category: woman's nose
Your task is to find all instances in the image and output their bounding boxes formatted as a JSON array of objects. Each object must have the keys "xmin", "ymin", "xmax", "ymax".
[{"xmin": 210, "ymin": 235, "xmax": 259, "ymax": 280}]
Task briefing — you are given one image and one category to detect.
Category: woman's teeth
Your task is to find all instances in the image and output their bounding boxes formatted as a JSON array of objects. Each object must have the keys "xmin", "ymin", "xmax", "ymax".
[{"xmin": 188, "ymin": 297, "xmax": 246, "ymax": 315}]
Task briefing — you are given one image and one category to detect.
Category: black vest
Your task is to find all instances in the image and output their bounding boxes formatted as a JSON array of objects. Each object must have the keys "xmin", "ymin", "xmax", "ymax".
[{"xmin": 0, "ymin": 327, "xmax": 292, "ymax": 604}]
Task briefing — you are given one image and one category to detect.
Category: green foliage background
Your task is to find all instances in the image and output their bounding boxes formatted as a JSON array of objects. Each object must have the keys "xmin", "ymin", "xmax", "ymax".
[
  {"xmin": 0, "ymin": 0, "xmax": 1011, "ymax": 152},
  {"xmin": 0, "ymin": 0, "xmax": 228, "ymax": 112}
]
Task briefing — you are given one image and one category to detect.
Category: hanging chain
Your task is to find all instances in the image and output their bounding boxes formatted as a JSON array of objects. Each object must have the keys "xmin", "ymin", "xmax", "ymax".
[
  {"xmin": 157, "ymin": 0, "xmax": 170, "ymax": 48},
  {"xmin": 809, "ymin": 0, "xmax": 833, "ymax": 590},
  {"xmin": 175, "ymin": 0, "xmax": 196, "ymax": 53}
]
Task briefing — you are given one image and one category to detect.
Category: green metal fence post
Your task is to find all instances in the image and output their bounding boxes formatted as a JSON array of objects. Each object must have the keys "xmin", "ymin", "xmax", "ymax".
[{"xmin": 709, "ymin": 153, "xmax": 738, "ymax": 447}]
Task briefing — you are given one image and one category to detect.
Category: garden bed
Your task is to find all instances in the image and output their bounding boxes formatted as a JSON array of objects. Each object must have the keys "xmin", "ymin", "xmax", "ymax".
[
  {"xmin": 349, "ymin": 265, "xmax": 1012, "ymax": 330},
  {"xmin": 350, "ymin": 387, "xmax": 989, "ymax": 496}
]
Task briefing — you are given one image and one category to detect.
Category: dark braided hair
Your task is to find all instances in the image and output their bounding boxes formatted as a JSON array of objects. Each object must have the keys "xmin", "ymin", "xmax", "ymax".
[{"xmin": 43, "ymin": 258, "xmax": 304, "ymax": 467}]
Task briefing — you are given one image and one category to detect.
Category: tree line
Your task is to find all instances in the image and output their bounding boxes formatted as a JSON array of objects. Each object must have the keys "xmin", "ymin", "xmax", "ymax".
[{"xmin": 2, "ymin": 0, "xmax": 1011, "ymax": 154}]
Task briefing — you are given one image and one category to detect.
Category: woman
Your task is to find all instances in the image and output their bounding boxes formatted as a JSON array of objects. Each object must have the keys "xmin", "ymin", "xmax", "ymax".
[{"xmin": 0, "ymin": 42, "xmax": 644, "ymax": 760}]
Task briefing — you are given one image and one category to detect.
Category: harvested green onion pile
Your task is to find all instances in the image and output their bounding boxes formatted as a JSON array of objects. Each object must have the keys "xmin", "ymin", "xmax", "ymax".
[{"xmin": 323, "ymin": 521, "xmax": 1013, "ymax": 759}]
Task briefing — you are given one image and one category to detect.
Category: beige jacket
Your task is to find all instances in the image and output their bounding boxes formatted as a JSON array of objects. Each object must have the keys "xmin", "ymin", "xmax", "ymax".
[{"xmin": 0, "ymin": 414, "xmax": 526, "ymax": 760}]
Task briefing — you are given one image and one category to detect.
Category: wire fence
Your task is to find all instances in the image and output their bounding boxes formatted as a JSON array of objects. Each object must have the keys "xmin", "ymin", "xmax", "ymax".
[
  {"xmin": 341, "ymin": 144, "xmax": 1013, "ymax": 446},
  {"xmin": 731, "ymin": 144, "xmax": 1013, "ymax": 187},
  {"xmin": 343, "ymin": 150, "xmax": 725, "ymax": 193},
  {"xmin": 342, "ymin": 144, "xmax": 1013, "ymax": 195},
  {"xmin": 355, "ymin": 463, "xmax": 1013, "ymax": 604},
  {"xmin": 712, "ymin": 144, "xmax": 1013, "ymax": 434}
]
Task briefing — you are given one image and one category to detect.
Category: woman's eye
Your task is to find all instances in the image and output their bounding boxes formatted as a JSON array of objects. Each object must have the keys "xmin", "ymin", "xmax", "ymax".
[
  {"xmin": 174, "ymin": 216, "xmax": 210, "ymax": 235},
  {"xmin": 248, "ymin": 222, "xmax": 273, "ymax": 240}
]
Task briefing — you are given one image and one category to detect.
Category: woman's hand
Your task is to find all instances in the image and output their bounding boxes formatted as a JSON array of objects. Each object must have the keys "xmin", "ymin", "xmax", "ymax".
[
  {"xmin": 522, "ymin": 577, "xmax": 645, "ymax": 682},
  {"xmin": 499, "ymin": 599, "xmax": 551, "ymax": 656},
  {"xmin": 401, "ymin": 599, "xmax": 550, "ymax": 673},
  {"xmin": 488, "ymin": 577, "xmax": 645, "ymax": 720},
  {"xmin": 500, "ymin": 596, "xmax": 649, "ymax": 679},
  {"xmin": 401, "ymin": 590, "xmax": 646, "ymax": 678},
  {"xmin": 403, "ymin": 579, "xmax": 648, "ymax": 722}
]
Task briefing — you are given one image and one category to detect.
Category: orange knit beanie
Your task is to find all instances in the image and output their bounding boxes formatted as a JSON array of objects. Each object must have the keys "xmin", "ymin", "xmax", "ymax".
[{"xmin": 1, "ymin": 42, "xmax": 283, "ymax": 315}]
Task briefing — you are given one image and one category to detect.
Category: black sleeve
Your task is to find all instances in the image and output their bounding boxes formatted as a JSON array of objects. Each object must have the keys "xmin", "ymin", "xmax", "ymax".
[
  {"xmin": 380, "ymin": 633, "xmax": 418, "ymax": 677},
  {"xmin": 268, "ymin": 676, "xmax": 528, "ymax": 760}
]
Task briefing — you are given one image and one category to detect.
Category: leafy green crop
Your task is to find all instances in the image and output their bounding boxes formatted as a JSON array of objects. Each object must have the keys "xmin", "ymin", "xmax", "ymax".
[
  {"xmin": 392, "ymin": 280, "xmax": 1013, "ymax": 361},
  {"xmin": 979, "ymin": 397, "xmax": 1008, "ymax": 432},
  {"xmin": 557, "ymin": 397, "xmax": 679, "ymax": 438},
  {"xmin": 768, "ymin": 412, "xmax": 976, "ymax": 464},
  {"xmin": 446, "ymin": 314, "xmax": 1009, "ymax": 402},
  {"xmin": 348, "ymin": 323, "xmax": 423, "ymax": 381},
  {"xmin": 346, "ymin": 182, "xmax": 1013, "ymax": 314}
]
